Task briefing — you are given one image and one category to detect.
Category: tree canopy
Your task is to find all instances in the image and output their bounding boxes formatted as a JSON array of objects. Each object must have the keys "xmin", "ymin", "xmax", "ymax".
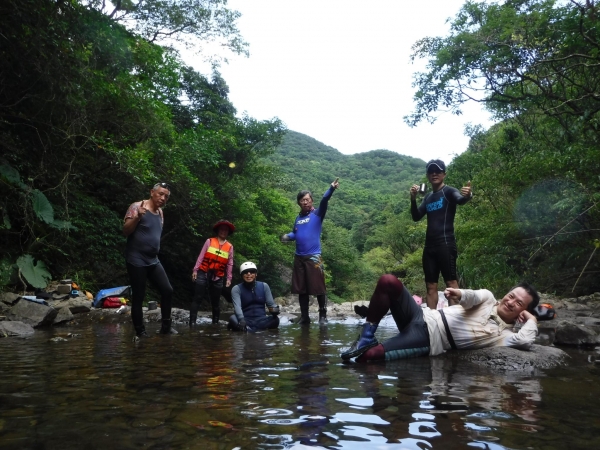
[
  {"xmin": 403, "ymin": 0, "xmax": 600, "ymax": 295},
  {"xmin": 0, "ymin": 0, "xmax": 289, "ymax": 300}
]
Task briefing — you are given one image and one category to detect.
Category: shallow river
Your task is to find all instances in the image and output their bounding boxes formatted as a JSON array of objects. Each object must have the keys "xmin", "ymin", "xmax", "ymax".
[{"xmin": 1, "ymin": 321, "xmax": 600, "ymax": 449}]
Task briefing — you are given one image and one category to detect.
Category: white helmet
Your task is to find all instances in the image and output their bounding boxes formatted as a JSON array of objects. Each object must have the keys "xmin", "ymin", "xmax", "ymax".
[{"xmin": 240, "ymin": 261, "xmax": 257, "ymax": 274}]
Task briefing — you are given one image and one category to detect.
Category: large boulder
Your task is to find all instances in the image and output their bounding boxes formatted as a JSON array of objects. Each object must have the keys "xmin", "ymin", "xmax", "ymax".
[
  {"xmin": 0, "ymin": 321, "xmax": 35, "ymax": 337},
  {"xmin": 7, "ymin": 299, "xmax": 58, "ymax": 327},
  {"xmin": 554, "ymin": 321, "xmax": 600, "ymax": 346}
]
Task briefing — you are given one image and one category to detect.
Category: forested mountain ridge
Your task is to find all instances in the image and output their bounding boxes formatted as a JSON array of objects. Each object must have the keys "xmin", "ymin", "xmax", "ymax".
[
  {"xmin": 269, "ymin": 130, "xmax": 425, "ymax": 230},
  {"xmin": 272, "ymin": 131, "xmax": 424, "ymax": 194}
]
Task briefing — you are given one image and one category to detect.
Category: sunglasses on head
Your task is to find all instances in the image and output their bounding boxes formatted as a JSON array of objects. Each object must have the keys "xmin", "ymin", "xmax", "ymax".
[{"xmin": 153, "ymin": 182, "xmax": 171, "ymax": 190}]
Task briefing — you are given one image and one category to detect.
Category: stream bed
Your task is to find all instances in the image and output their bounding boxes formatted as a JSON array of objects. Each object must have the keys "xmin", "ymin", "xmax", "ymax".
[{"xmin": 1, "ymin": 321, "xmax": 599, "ymax": 449}]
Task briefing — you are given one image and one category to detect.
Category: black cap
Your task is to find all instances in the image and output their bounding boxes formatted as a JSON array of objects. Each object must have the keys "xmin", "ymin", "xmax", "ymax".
[{"xmin": 426, "ymin": 159, "xmax": 446, "ymax": 173}]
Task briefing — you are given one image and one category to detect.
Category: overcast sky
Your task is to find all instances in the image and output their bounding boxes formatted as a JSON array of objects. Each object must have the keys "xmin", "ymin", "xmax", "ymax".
[{"xmin": 185, "ymin": 0, "xmax": 493, "ymax": 165}]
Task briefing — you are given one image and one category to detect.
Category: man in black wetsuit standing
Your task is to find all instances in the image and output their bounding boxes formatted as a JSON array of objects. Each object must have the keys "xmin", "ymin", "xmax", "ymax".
[
  {"xmin": 410, "ymin": 160, "xmax": 472, "ymax": 309},
  {"xmin": 123, "ymin": 182, "xmax": 176, "ymax": 341}
]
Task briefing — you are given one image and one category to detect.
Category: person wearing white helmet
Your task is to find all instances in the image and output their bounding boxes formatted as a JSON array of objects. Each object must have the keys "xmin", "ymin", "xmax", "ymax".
[{"xmin": 228, "ymin": 261, "xmax": 280, "ymax": 332}]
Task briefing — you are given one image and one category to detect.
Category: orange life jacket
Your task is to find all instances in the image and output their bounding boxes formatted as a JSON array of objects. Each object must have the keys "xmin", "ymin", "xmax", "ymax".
[{"xmin": 199, "ymin": 237, "xmax": 232, "ymax": 277}]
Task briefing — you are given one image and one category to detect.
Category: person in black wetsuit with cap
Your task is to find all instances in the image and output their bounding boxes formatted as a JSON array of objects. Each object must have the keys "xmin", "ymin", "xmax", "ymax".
[
  {"xmin": 123, "ymin": 182, "xmax": 176, "ymax": 341},
  {"xmin": 227, "ymin": 262, "xmax": 280, "ymax": 332},
  {"xmin": 410, "ymin": 160, "xmax": 472, "ymax": 309}
]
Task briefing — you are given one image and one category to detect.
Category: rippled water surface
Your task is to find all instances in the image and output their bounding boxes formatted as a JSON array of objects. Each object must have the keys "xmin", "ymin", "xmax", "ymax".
[{"xmin": 1, "ymin": 322, "xmax": 600, "ymax": 449}]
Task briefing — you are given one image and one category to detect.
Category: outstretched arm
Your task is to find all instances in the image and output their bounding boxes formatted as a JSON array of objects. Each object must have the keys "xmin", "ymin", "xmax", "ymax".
[
  {"xmin": 457, "ymin": 289, "xmax": 496, "ymax": 309},
  {"xmin": 315, "ymin": 178, "xmax": 339, "ymax": 219},
  {"xmin": 450, "ymin": 181, "xmax": 473, "ymax": 205}
]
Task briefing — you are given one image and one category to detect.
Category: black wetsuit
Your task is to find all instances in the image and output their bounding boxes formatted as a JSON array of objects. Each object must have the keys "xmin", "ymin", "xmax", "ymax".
[
  {"xmin": 125, "ymin": 207, "xmax": 173, "ymax": 334},
  {"xmin": 411, "ymin": 185, "xmax": 471, "ymax": 283}
]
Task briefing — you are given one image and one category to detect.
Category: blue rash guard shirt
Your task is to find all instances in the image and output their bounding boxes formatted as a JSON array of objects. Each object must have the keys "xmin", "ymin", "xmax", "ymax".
[
  {"xmin": 411, "ymin": 185, "xmax": 471, "ymax": 247},
  {"xmin": 285, "ymin": 187, "xmax": 335, "ymax": 256}
]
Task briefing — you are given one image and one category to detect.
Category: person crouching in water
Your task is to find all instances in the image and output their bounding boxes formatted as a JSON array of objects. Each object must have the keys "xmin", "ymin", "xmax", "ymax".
[
  {"xmin": 228, "ymin": 262, "xmax": 280, "ymax": 332},
  {"xmin": 190, "ymin": 220, "xmax": 235, "ymax": 325}
]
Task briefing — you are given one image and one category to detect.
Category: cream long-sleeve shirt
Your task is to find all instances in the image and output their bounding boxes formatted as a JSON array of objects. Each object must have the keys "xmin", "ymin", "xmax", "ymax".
[{"xmin": 422, "ymin": 289, "xmax": 538, "ymax": 356}]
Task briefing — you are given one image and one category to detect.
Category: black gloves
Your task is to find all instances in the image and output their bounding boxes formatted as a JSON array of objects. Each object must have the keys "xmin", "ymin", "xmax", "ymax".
[
  {"xmin": 269, "ymin": 306, "xmax": 280, "ymax": 316},
  {"xmin": 238, "ymin": 319, "xmax": 247, "ymax": 332}
]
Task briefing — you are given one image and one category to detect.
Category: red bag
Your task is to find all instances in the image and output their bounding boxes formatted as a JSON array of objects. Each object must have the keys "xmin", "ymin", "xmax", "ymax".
[{"xmin": 102, "ymin": 297, "xmax": 124, "ymax": 308}]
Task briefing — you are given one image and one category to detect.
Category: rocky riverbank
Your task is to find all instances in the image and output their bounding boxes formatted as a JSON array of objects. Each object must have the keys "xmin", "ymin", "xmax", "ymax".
[{"xmin": 2, "ymin": 289, "xmax": 599, "ymax": 371}]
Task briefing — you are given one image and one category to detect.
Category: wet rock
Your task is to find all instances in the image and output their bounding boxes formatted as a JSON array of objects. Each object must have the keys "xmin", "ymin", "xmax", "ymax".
[
  {"xmin": 0, "ymin": 292, "xmax": 20, "ymax": 306},
  {"xmin": 275, "ymin": 295, "xmax": 295, "ymax": 307},
  {"xmin": 564, "ymin": 302, "xmax": 592, "ymax": 311},
  {"xmin": 0, "ymin": 320, "xmax": 35, "ymax": 337},
  {"xmin": 53, "ymin": 306, "xmax": 74, "ymax": 325},
  {"xmin": 455, "ymin": 345, "xmax": 568, "ymax": 371},
  {"xmin": 7, "ymin": 299, "xmax": 58, "ymax": 327},
  {"xmin": 145, "ymin": 309, "xmax": 162, "ymax": 322},
  {"xmin": 554, "ymin": 321, "xmax": 600, "ymax": 346},
  {"xmin": 52, "ymin": 296, "xmax": 91, "ymax": 314}
]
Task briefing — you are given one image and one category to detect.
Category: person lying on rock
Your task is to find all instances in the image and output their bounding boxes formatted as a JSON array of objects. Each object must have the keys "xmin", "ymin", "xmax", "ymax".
[
  {"xmin": 341, "ymin": 275, "xmax": 540, "ymax": 362},
  {"xmin": 227, "ymin": 262, "xmax": 280, "ymax": 332}
]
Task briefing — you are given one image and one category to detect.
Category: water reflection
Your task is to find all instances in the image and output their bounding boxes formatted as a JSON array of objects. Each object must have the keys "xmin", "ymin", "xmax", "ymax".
[{"xmin": 0, "ymin": 323, "xmax": 599, "ymax": 449}]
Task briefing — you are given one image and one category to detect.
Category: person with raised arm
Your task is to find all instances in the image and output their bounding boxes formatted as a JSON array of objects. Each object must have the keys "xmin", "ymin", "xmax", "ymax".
[{"xmin": 281, "ymin": 178, "xmax": 339, "ymax": 325}]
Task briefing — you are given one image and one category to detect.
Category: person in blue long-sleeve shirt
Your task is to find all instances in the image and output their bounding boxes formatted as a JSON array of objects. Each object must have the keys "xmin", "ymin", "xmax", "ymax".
[{"xmin": 281, "ymin": 178, "xmax": 340, "ymax": 324}]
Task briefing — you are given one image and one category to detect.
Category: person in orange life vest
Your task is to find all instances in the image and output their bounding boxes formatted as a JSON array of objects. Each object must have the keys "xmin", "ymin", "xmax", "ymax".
[{"xmin": 190, "ymin": 220, "xmax": 235, "ymax": 325}]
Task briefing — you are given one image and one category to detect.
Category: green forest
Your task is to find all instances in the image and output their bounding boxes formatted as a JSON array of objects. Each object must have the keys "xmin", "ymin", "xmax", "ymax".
[{"xmin": 1, "ymin": 0, "xmax": 599, "ymax": 306}]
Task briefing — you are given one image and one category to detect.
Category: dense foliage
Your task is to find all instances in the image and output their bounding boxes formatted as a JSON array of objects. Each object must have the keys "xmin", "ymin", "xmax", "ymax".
[
  {"xmin": 2, "ymin": 0, "xmax": 598, "ymax": 307},
  {"xmin": 403, "ymin": 0, "xmax": 600, "ymax": 295},
  {"xmin": 0, "ymin": 0, "xmax": 292, "ymax": 303}
]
